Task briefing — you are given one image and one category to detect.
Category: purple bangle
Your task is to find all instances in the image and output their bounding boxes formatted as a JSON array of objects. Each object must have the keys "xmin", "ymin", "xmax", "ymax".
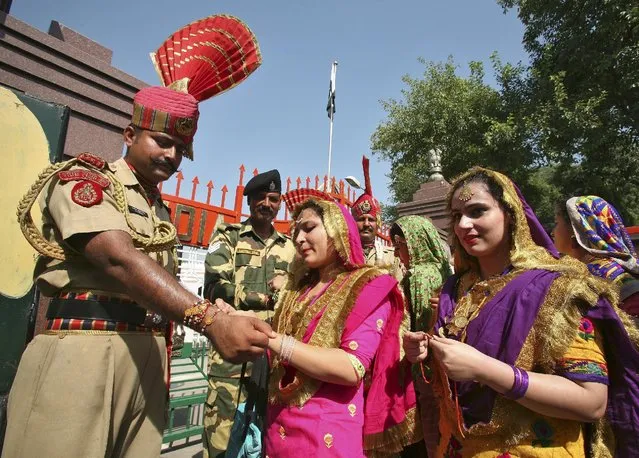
[{"xmin": 503, "ymin": 366, "xmax": 529, "ymax": 400}]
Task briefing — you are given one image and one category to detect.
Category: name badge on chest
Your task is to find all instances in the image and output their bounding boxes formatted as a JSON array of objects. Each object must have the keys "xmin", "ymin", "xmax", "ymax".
[
  {"xmin": 128, "ymin": 205, "xmax": 149, "ymax": 218},
  {"xmin": 236, "ymin": 247, "xmax": 260, "ymax": 256}
]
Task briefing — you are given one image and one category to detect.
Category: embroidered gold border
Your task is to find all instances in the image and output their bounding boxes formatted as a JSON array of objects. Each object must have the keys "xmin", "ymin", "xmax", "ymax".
[
  {"xmin": 364, "ymin": 406, "xmax": 423, "ymax": 456},
  {"xmin": 316, "ymin": 200, "xmax": 352, "ymax": 266},
  {"xmin": 269, "ymin": 267, "xmax": 383, "ymax": 406},
  {"xmin": 433, "ymin": 167, "xmax": 636, "ymax": 455}
]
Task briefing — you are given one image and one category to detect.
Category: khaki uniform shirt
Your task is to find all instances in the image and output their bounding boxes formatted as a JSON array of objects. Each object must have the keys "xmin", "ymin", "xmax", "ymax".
[
  {"xmin": 35, "ymin": 157, "xmax": 175, "ymax": 297},
  {"xmin": 204, "ymin": 221, "xmax": 295, "ymax": 311},
  {"xmin": 364, "ymin": 243, "xmax": 404, "ymax": 283}
]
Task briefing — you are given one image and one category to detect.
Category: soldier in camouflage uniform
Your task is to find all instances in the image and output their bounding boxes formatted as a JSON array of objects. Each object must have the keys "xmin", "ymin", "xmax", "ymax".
[
  {"xmin": 352, "ymin": 156, "xmax": 403, "ymax": 281},
  {"xmin": 203, "ymin": 169, "xmax": 295, "ymax": 457}
]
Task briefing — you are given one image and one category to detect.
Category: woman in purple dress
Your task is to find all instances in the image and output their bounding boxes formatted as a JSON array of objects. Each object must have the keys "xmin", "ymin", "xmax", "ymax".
[{"xmin": 404, "ymin": 167, "xmax": 639, "ymax": 457}]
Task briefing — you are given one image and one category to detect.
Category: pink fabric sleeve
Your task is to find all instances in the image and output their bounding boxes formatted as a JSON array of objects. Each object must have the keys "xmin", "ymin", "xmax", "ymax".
[{"xmin": 340, "ymin": 298, "xmax": 392, "ymax": 371}]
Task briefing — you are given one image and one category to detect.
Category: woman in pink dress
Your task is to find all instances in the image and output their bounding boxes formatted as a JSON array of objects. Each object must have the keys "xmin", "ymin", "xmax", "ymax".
[{"xmin": 263, "ymin": 194, "xmax": 420, "ymax": 457}]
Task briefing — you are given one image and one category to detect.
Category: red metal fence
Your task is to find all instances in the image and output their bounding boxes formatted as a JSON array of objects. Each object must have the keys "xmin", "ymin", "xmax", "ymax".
[{"xmin": 160, "ymin": 165, "xmax": 392, "ymax": 248}]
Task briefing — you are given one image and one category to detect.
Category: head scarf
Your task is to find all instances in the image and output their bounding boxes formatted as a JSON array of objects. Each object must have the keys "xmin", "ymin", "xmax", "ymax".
[
  {"xmin": 394, "ymin": 215, "xmax": 452, "ymax": 332},
  {"xmin": 565, "ymin": 195, "xmax": 639, "ymax": 281},
  {"xmin": 291, "ymin": 199, "xmax": 365, "ymax": 273},
  {"xmin": 448, "ymin": 167, "xmax": 562, "ymax": 276},
  {"xmin": 272, "ymin": 198, "xmax": 420, "ymax": 454},
  {"xmin": 434, "ymin": 167, "xmax": 639, "ymax": 457},
  {"xmin": 286, "ymin": 197, "xmax": 366, "ymax": 291}
]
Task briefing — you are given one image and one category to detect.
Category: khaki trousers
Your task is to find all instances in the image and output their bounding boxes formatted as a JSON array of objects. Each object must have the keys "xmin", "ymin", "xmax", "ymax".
[{"xmin": 2, "ymin": 333, "xmax": 167, "ymax": 458}]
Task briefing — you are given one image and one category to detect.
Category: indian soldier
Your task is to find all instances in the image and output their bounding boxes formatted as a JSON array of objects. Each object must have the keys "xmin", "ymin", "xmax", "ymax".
[
  {"xmin": 203, "ymin": 169, "xmax": 295, "ymax": 457},
  {"xmin": 4, "ymin": 15, "xmax": 268, "ymax": 458},
  {"xmin": 351, "ymin": 155, "xmax": 403, "ymax": 280}
]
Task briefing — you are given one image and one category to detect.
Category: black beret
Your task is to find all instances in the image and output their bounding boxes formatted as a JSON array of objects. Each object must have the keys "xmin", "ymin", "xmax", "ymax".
[{"xmin": 243, "ymin": 169, "xmax": 282, "ymax": 196}]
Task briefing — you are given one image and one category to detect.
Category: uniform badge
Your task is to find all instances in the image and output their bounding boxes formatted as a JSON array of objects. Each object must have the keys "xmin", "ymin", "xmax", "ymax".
[
  {"xmin": 236, "ymin": 247, "xmax": 260, "ymax": 256},
  {"xmin": 358, "ymin": 200, "xmax": 372, "ymax": 213},
  {"xmin": 58, "ymin": 168, "xmax": 110, "ymax": 208},
  {"xmin": 58, "ymin": 169, "xmax": 110, "ymax": 188},
  {"xmin": 269, "ymin": 180, "xmax": 276, "ymax": 191},
  {"xmin": 208, "ymin": 241, "xmax": 222, "ymax": 254},
  {"xmin": 175, "ymin": 117, "xmax": 195, "ymax": 136},
  {"xmin": 71, "ymin": 181, "xmax": 103, "ymax": 207},
  {"xmin": 77, "ymin": 152, "xmax": 106, "ymax": 169},
  {"xmin": 128, "ymin": 205, "xmax": 149, "ymax": 217}
]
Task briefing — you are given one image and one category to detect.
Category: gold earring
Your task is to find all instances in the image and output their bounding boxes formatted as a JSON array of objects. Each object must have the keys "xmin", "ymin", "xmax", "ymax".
[{"xmin": 458, "ymin": 183, "xmax": 474, "ymax": 202}]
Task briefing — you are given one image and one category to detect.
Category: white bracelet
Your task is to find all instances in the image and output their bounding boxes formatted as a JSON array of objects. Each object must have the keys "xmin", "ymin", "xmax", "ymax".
[{"xmin": 281, "ymin": 335, "xmax": 296, "ymax": 364}]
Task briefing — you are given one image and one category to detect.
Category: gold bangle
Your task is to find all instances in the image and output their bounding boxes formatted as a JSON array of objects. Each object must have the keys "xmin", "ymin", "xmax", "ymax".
[{"xmin": 184, "ymin": 299, "xmax": 212, "ymax": 330}]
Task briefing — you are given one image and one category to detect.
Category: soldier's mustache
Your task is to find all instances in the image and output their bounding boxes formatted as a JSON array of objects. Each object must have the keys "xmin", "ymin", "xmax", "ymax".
[{"xmin": 151, "ymin": 158, "xmax": 178, "ymax": 173}]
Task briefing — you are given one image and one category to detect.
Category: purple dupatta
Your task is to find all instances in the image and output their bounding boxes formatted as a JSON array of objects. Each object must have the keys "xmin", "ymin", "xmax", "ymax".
[
  {"xmin": 437, "ymin": 269, "xmax": 559, "ymax": 427},
  {"xmin": 585, "ymin": 299, "xmax": 639, "ymax": 456},
  {"xmin": 438, "ymin": 270, "xmax": 639, "ymax": 456},
  {"xmin": 435, "ymin": 166, "xmax": 639, "ymax": 456}
]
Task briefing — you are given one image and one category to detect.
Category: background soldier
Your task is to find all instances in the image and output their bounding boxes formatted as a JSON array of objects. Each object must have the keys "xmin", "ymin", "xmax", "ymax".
[
  {"xmin": 3, "ymin": 16, "xmax": 268, "ymax": 458},
  {"xmin": 351, "ymin": 155, "xmax": 403, "ymax": 280},
  {"xmin": 203, "ymin": 169, "xmax": 295, "ymax": 457}
]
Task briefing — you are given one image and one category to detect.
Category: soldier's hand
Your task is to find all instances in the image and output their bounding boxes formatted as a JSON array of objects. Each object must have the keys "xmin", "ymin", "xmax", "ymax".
[
  {"xmin": 268, "ymin": 274, "xmax": 288, "ymax": 292},
  {"xmin": 206, "ymin": 312, "xmax": 275, "ymax": 363}
]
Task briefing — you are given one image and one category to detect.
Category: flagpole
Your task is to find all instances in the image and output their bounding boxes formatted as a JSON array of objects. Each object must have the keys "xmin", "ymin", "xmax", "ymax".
[{"xmin": 326, "ymin": 61, "xmax": 338, "ymax": 190}]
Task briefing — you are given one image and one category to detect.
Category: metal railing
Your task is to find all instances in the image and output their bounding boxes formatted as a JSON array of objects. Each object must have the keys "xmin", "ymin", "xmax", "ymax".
[{"xmin": 163, "ymin": 337, "xmax": 209, "ymax": 444}]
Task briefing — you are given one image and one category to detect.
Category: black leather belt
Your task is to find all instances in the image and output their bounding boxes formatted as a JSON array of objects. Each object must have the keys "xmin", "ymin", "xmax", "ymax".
[{"xmin": 47, "ymin": 298, "xmax": 147, "ymax": 325}]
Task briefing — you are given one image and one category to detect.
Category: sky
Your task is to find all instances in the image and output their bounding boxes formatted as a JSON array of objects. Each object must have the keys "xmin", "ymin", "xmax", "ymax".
[{"xmin": 10, "ymin": 0, "xmax": 528, "ymax": 211}]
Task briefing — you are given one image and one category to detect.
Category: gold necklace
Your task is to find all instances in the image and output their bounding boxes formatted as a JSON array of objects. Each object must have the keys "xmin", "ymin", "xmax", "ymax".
[{"xmin": 443, "ymin": 269, "xmax": 520, "ymax": 341}]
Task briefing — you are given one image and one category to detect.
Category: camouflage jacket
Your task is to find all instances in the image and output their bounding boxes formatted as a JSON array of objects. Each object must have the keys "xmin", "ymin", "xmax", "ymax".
[
  {"xmin": 204, "ymin": 220, "xmax": 295, "ymax": 311},
  {"xmin": 364, "ymin": 242, "xmax": 404, "ymax": 283}
]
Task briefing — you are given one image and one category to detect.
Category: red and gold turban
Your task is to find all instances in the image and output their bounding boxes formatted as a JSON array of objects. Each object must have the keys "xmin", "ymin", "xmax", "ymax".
[
  {"xmin": 351, "ymin": 155, "xmax": 381, "ymax": 225},
  {"xmin": 131, "ymin": 15, "xmax": 262, "ymax": 159}
]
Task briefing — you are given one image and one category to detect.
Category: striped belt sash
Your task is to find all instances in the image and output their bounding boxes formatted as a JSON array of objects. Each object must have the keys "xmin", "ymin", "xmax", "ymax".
[{"xmin": 45, "ymin": 290, "xmax": 167, "ymax": 335}]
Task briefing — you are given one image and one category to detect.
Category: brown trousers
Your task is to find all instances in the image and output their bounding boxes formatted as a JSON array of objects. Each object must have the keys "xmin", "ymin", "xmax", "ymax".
[{"xmin": 2, "ymin": 333, "xmax": 167, "ymax": 458}]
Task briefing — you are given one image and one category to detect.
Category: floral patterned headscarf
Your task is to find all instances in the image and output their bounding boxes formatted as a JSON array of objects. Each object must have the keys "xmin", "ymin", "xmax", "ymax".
[
  {"xmin": 394, "ymin": 215, "xmax": 452, "ymax": 332},
  {"xmin": 566, "ymin": 195, "xmax": 639, "ymax": 282}
]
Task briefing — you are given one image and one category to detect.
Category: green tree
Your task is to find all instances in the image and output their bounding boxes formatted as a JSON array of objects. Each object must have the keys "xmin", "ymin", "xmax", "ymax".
[
  {"xmin": 498, "ymin": 0, "xmax": 639, "ymax": 223},
  {"xmin": 375, "ymin": 1, "xmax": 639, "ymax": 225},
  {"xmin": 371, "ymin": 57, "xmax": 558, "ymax": 224}
]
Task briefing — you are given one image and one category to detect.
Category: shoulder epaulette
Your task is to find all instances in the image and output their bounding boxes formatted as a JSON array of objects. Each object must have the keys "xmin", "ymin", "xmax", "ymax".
[
  {"xmin": 220, "ymin": 222, "xmax": 241, "ymax": 231},
  {"xmin": 17, "ymin": 152, "xmax": 176, "ymax": 261},
  {"xmin": 76, "ymin": 152, "xmax": 106, "ymax": 170}
]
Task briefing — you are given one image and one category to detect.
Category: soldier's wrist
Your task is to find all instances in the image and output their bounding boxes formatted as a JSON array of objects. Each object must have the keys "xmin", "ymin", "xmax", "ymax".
[
  {"xmin": 206, "ymin": 309, "xmax": 228, "ymax": 337},
  {"xmin": 183, "ymin": 299, "xmax": 223, "ymax": 334}
]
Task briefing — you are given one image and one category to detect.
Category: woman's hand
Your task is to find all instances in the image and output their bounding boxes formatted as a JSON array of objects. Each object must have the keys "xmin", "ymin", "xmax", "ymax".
[
  {"xmin": 403, "ymin": 331, "xmax": 430, "ymax": 363},
  {"xmin": 429, "ymin": 335, "xmax": 491, "ymax": 382},
  {"xmin": 267, "ymin": 332, "xmax": 283, "ymax": 354},
  {"xmin": 428, "ymin": 295, "xmax": 440, "ymax": 329},
  {"xmin": 429, "ymin": 295, "xmax": 440, "ymax": 311},
  {"xmin": 229, "ymin": 309, "xmax": 259, "ymax": 319},
  {"xmin": 213, "ymin": 298, "xmax": 235, "ymax": 314},
  {"xmin": 268, "ymin": 274, "xmax": 288, "ymax": 292}
]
